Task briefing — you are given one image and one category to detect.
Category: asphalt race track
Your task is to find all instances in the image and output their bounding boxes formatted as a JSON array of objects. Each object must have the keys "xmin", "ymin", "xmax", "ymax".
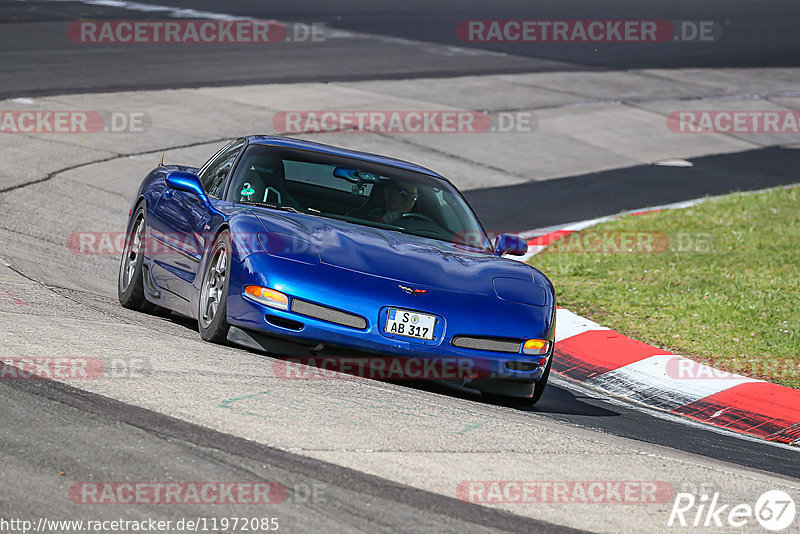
[
  {"xmin": 1, "ymin": 1, "xmax": 800, "ymax": 533},
  {"xmin": 467, "ymin": 147, "xmax": 800, "ymax": 232},
  {"xmin": 3, "ymin": 0, "xmax": 800, "ymax": 97}
]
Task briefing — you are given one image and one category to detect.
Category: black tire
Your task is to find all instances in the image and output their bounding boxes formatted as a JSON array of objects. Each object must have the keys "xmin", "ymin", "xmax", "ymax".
[
  {"xmin": 483, "ymin": 356, "xmax": 552, "ymax": 407},
  {"xmin": 198, "ymin": 230, "xmax": 232, "ymax": 343},
  {"xmin": 118, "ymin": 204, "xmax": 160, "ymax": 313},
  {"xmin": 529, "ymin": 354, "xmax": 552, "ymax": 404}
]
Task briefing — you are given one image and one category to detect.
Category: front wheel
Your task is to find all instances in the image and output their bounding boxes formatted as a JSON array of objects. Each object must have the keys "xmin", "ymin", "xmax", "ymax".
[
  {"xmin": 198, "ymin": 230, "xmax": 232, "ymax": 343},
  {"xmin": 528, "ymin": 355, "xmax": 552, "ymax": 405},
  {"xmin": 483, "ymin": 356, "xmax": 552, "ymax": 407}
]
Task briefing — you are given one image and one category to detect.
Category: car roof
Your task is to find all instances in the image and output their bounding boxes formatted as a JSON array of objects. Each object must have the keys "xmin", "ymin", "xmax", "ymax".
[{"xmin": 246, "ymin": 135, "xmax": 447, "ymax": 181}]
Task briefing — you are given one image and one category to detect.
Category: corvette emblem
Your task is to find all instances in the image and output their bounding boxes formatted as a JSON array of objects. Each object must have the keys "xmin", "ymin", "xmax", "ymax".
[{"xmin": 398, "ymin": 285, "xmax": 427, "ymax": 295}]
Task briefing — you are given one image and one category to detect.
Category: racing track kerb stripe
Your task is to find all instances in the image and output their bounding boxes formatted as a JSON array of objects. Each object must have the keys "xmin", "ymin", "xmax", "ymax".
[
  {"xmin": 554, "ymin": 329, "xmax": 672, "ymax": 381},
  {"xmin": 674, "ymin": 383, "xmax": 800, "ymax": 444}
]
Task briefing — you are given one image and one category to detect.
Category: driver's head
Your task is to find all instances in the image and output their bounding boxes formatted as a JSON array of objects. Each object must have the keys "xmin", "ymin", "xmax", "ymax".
[{"xmin": 383, "ymin": 182, "xmax": 419, "ymax": 213}]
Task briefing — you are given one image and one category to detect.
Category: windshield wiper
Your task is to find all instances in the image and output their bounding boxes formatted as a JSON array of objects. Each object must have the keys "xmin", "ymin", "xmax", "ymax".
[{"xmin": 239, "ymin": 201, "xmax": 299, "ymax": 213}]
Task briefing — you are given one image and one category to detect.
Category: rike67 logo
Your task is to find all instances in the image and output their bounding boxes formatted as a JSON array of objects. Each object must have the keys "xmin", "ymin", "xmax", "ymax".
[{"xmin": 668, "ymin": 490, "xmax": 796, "ymax": 531}]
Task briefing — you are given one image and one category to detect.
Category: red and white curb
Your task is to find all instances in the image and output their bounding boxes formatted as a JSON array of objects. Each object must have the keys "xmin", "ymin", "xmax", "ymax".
[{"xmin": 515, "ymin": 189, "xmax": 800, "ymax": 447}]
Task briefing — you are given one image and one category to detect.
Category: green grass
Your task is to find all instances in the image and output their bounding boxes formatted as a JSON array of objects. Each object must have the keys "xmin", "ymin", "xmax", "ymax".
[{"xmin": 530, "ymin": 186, "xmax": 800, "ymax": 389}]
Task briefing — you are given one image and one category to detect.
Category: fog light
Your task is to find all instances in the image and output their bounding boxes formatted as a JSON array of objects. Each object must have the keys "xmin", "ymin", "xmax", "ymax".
[
  {"xmin": 522, "ymin": 339, "xmax": 550, "ymax": 355},
  {"xmin": 244, "ymin": 285, "xmax": 289, "ymax": 310}
]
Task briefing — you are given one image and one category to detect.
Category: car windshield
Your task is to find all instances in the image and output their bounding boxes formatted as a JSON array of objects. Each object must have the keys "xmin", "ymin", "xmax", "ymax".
[{"xmin": 226, "ymin": 144, "xmax": 493, "ymax": 252}]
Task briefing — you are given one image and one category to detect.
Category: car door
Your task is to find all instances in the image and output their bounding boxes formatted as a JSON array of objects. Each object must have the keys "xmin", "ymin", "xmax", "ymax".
[{"xmin": 149, "ymin": 139, "xmax": 245, "ymax": 300}]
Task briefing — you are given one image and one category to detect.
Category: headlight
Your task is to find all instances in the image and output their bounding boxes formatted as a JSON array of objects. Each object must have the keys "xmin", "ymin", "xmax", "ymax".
[
  {"xmin": 244, "ymin": 285, "xmax": 289, "ymax": 310},
  {"xmin": 522, "ymin": 339, "xmax": 550, "ymax": 355}
]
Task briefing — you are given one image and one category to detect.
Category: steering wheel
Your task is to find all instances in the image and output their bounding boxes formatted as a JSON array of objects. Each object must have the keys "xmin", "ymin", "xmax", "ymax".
[{"xmin": 400, "ymin": 212, "xmax": 437, "ymax": 225}]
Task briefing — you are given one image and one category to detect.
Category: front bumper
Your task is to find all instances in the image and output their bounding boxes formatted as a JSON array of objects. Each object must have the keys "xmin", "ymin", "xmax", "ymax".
[
  {"xmin": 225, "ymin": 251, "xmax": 555, "ymax": 386},
  {"xmin": 227, "ymin": 297, "xmax": 552, "ymax": 384}
]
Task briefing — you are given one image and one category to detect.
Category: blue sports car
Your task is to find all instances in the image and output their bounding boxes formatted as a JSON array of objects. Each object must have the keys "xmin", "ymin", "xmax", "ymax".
[{"xmin": 118, "ymin": 136, "xmax": 556, "ymax": 404}]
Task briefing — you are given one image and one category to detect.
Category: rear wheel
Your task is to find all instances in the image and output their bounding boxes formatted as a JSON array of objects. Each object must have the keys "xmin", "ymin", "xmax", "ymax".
[
  {"xmin": 118, "ymin": 205, "xmax": 160, "ymax": 313},
  {"xmin": 198, "ymin": 230, "xmax": 232, "ymax": 343}
]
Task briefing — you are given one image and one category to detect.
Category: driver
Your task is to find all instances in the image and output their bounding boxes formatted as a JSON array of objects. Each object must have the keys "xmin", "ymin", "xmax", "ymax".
[{"xmin": 366, "ymin": 182, "xmax": 419, "ymax": 224}]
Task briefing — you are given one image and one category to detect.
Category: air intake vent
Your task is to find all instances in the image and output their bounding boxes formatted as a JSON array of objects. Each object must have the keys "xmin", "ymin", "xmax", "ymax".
[
  {"xmin": 504, "ymin": 361, "xmax": 540, "ymax": 372},
  {"xmin": 451, "ymin": 336, "xmax": 521, "ymax": 353},
  {"xmin": 290, "ymin": 299, "xmax": 367, "ymax": 330}
]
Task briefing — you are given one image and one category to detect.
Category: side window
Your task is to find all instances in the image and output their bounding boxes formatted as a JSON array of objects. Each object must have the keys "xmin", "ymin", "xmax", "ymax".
[{"xmin": 198, "ymin": 140, "xmax": 245, "ymax": 198}]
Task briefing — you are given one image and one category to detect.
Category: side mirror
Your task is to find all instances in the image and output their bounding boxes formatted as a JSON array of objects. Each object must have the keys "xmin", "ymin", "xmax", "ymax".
[
  {"xmin": 165, "ymin": 170, "xmax": 207, "ymax": 201},
  {"xmin": 494, "ymin": 233, "xmax": 528, "ymax": 256}
]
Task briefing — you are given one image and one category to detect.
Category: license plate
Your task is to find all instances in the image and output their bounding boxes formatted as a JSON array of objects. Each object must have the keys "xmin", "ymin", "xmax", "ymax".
[{"xmin": 385, "ymin": 308, "xmax": 436, "ymax": 340}]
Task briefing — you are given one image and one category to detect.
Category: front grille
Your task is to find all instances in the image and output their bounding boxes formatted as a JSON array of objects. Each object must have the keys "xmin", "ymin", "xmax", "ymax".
[
  {"xmin": 290, "ymin": 299, "xmax": 367, "ymax": 330},
  {"xmin": 451, "ymin": 336, "xmax": 522, "ymax": 353}
]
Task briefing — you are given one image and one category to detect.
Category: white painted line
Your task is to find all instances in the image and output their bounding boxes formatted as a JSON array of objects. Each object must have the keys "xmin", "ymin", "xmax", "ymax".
[
  {"xmin": 555, "ymin": 307, "xmax": 608, "ymax": 342},
  {"xmin": 75, "ymin": 0, "xmax": 250, "ymax": 20},
  {"xmin": 653, "ymin": 158, "xmax": 694, "ymax": 167},
  {"xmin": 585, "ymin": 354, "xmax": 759, "ymax": 411}
]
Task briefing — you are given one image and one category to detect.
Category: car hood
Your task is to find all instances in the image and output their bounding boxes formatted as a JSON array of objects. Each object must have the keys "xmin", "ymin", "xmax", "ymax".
[{"xmin": 252, "ymin": 210, "xmax": 546, "ymax": 297}]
